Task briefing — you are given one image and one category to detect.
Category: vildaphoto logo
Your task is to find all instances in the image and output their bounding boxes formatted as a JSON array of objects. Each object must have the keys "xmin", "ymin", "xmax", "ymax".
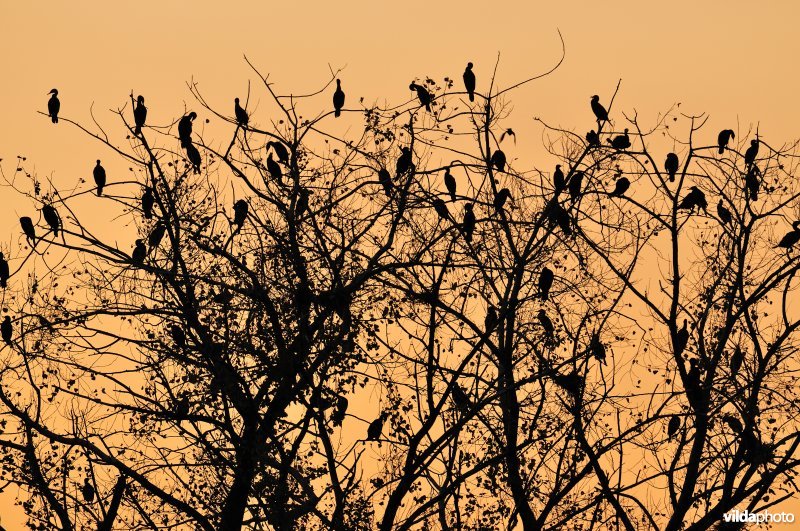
[{"xmin": 723, "ymin": 509, "xmax": 795, "ymax": 525}]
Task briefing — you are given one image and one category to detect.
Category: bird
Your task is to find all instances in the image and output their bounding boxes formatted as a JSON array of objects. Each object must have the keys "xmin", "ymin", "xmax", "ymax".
[
  {"xmin": 93, "ymin": 160, "xmax": 106, "ymax": 196},
  {"xmin": 586, "ymin": 130, "xmax": 600, "ymax": 147},
  {"xmin": 409, "ymin": 83, "xmax": 432, "ymax": 112},
  {"xmin": 141, "ymin": 187, "xmax": 154, "ymax": 219},
  {"xmin": 730, "ymin": 345, "xmax": 744, "ymax": 374},
  {"xmin": 776, "ymin": 221, "xmax": 800, "ymax": 249},
  {"xmin": 178, "ymin": 112, "xmax": 197, "ymax": 148},
  {"xmin": 170, "ymin": 325, "xmax": 186, "ymax": 349},
  {"xmin": 610, "ymin": 176, "xmax": 630, "ymax": 197},
  {"xmin": 267, "ymin": 141, "xmax": 290, "ymax": 164},
  {"xmin": 331, "ymin": 395, "xmax": 348, "ymax": 427},
  {"xmin": 678, "ymin": 186, "xmax": 707, "ymax": 214},
  {"xmin": 233, "ymin": 199, "xmax": 249, "ymax": 229},
  {"xmin": 133, "ymin": 95, "xmax": 147, "ymax": 136},
  {"xmin": 568, "ymin": 171, "xmax": 584, "ymax": 202},
  {"xmin": 546, "ymin": 204, "xmax": 573, "ymax": 237},
  {"xmin": 1, "ymin": 316, "xmax": 11, "ymax": 346},
  {"xmin": 148, "ymin": 222, "xmax": 166, "ymax": 251},
  {"xmin": 20, "ymin": 217, "xmax": 36, "ymax": 247},
  {"xmin": 589, "ymin": 332, "xmax": 606, "ymax": 364},
  {"xmin": 396, "ymin": 147, "xmax": 413, "ymax": 177},
  {"xmin": 743, "ymin": 139, "xmax": 759, "ymax": 167},
  {"xmin": 717, "ymin": 200, "xmax": 732, "ymax": 225},
  {"xmin": 500, "ymin": 129, "xmax": 516, "ymax": 144},
  {"xmin": 552, "ymin": 370, "xmax": 582, "ymax": 398},
  {"xmin": 591, "ymin": 95, "xmax": 609, "ymax": 122},
  {"xmin": 493, "ymin": 188, "xmax": 511, "ymax": 211},
  {"xmin": 538, "ymin": 310, "xmax": 554, "ymax": 340},
  {"xmin": 538, "ymin": 267, "xmax": 554, "ymax": 300},
  {"xmin": 131, "ymin": 239, "xmax": 146, "ymax": 265},
  {"xmin": 667, "ymin": 415, "xmax": 681, "ymax": 437},
  {"xmin": 451, "ymin": 383, "xmax": 471, "ymax": 412},
  {"xmin": 366, "ymin": 413, "xmax": 386, "ymax": 441},
  {"xmin": 81, "ymin": 478, "xmax": 95, "ymax": 503},
  {"xmin": 553, "ymin": 165, "xmax": 565, "ymax": 192},
  {"xmin": 675, "ymin": 319, "xmax": 689, "ymax": 357},
  {"xmin": 186, "ymin": 143, "xmax": 201, "ymax": 174},
  {"xmin": 378, "ymin": 168, "xmax": 392, "ymax": 197},
  {"xmin": 333, "ymin": 79, "xmax": 345, "ymax": 117},
  {"xmin": 461, "ymin": 203, "xmax": 476, "ymax": 243},
  {"xmin": 490, "ymin": 149, "xmax": 506, "ymax": 172},
  {"xmin": 608, "ymin": 129, "xmax": 631, "ymax": 150},
  {"xmin": 717, "ymin": 129, "xmax": 735, "ymax": 154},
  {"xmin": 234, "ymin": 97, "xmax": 249, "ymax": 126},
  {"xmin": 0, "ymin": 253, "xmax": 8, "ymax": 289},
  {"xmin": 47, "ymin": 89, "xmax": 60, "ymax": 123},
  {"xmin": 664, "ymin": 153, "xmax": 679, "ymax": 182},
  {"xmin": 266, "ymin": 153, "xmax": 282, "ymax": 183},
  {"xmin": 444, "ymin": 167, "xmax": 456, "ymax": 202},
  {"xmin": 745, "ymin": 166, "xmax": 760, "ymax": 201},
  {"xmin": 432, "ymin": 198, "xmax": 449, "ymax": 220},
  {"xmin": 723, "ymin": 415, "xmax": 743, "ymax": 434},
  {"xmin": 463, "ymin": 62, "xmax": 476, "ymax": 102},
  {"xmin": 174, "ymin": 396, "xmax": 190, "ymax": 419},
  {"xmin": 484, "ymin": 305, "xmax": 498, "ymax": 334},
  {"xmin": 42, "ymin": 205, "xmax": 60, "ymax": 237},
  {"xmin": 295, "ymin": 188, "xmax": 310, "ymax": 218}
]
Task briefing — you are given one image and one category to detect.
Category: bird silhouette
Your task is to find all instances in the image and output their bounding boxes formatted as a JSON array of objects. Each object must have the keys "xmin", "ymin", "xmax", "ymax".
[
  {"xmin": 1, "ymin": 316, "xmax": 11, "ymax": 346},
  {"xmin": 295, "ymin": 188, "xmax": 311, "ymax": 218},
  {"xmin": 178, "ymin": 112, "xmax": 196, "ymax": 148},
  {"xmin": 174, "ymin": 396, "xmax": 190, "ymax": 419},
  {"xmin": 20, "ymin": 217, "xmax": 36, "ymax": 247},
  {"xmin": 93, "ymin": 160, "xmax": 106, "ymax": 196},
  {"xmin": 141, "ymin": 187, "xmax": 154, "ymax": 219},
  {"xmin": 553, "ymin": 165, "xmax": 565, "ymax": 192},
  {"xmin": 463, "ymin": 62, "xmax": 476, "ymax": 102},
  {"xmin": 586, "ymin": 130, "xmax": 600, "ymax": 147},
  {"xmin": 267, "ymin": 141, "xmax": 290, "ymax": 164},
  {"xmin": 47, "ymin": 89, "xmax": 60, "ymax": 123},
  {"xmin": 539, "ymin": 267, "xmax": 554, "ymax": 300},
  {"xmin": 131, "ymin": 239, "xmax": 146, "ymax": 265},
  {"xmin": 717, "ymin": 200, "xmax": 732, "ymax": 225},
  {"xmin": 42, "ymin": 205, "xmax": 60, "ymax": 237},
  {"xmin": 743, "ymin": 139, "xmax": 759, "ymax": 167},
  {"xmin": 500, "ymin": 129, "xmax": 516, "ymax": 144},
  {"xmin": 608, "ymin": 129, "xmax": 631, "ymax": 150},
  {"xmin": 148, "ymin": 222, "xmax": 166, "ymax": 251},
  {"xmin": 185, "ymin": 144, "xmax": 201, "ymax": 174},
  {"xmin": 776, "ymin": 221, "xmax": 800, "ymax": 249},
  {"xmin": 493, "ymin": 188, "xmax": 511, "ymax": 211},
  {"xmin": 234, "ymin": 97, "xmax": 249, "ymax": 126},
  {"xmin": 461, "ymin": 203, "xmax": 476, "ymax": 243},
  {"xmin": 266, "ymin": 152, "xmax": 283, "ymax": 183},
  {"xmin": 610, "ymin": 176, "xmax": 630, "ymax": 197},
  {"xmin": 552, "ymin": 370, "xmax": 582, "ymax": 398},
  {"xmin": 409, "ymin": 83, "xmax": 432, "ymax": 111},
  {"xmin": 717, "ymin": 129, "xmax": 735, "ymax": 154},
  {"xmin": 678, "ymin": 186, "xmax": 707, "ymax": 214},
  {"xmin": 723, "ymin": 414, "xmax": 743, "ymax": 434},
  {"xmin": 233, "ymin": 199, "xmax": 249, "ymax": 229},
  {"xmin": 432, "ymin": 198, "xmax": 449, "ymax": 220},
  {"xmin": 730, "ymin": 346, "xmax": 744, "ymax": 374},
  {"xmin": 675, "ymin": 319, "xmax": 689, "ymax": 357},
  {"xmin": 589, "ymin": 332, "xmax": 606, "ymax": 364},
  {"xmin": 546, "ymin": 204, "xmax": 573, "ymax": 237},
  {"xmin": 443, "ymin": 167, "xmax": 456, "ymax": 202},
  {"xmin": 0, "ymin": 253, "xmax": 8, "ymax": 289},
  {"xmin": 333, "ymin": 79, "xmax": 345, "ymax": 117},
  {"xmin": 490, "ymin": 149, "xmax": 506, "ymax": 172},
  {"xmin": 484, "ymin": 305, "xmax": 498, "ymax": 334},
  {"xmin": 133, "ymin": 95, "xmax": 147, "ymax": 136},
  {"xmin": 378, "ymin": 168, "xmax": 392, "ymax": 197},
  {"xmin": 82, "ymin": 478, "xmax": 95, "ymax": 503},
  {"xmin": 366, "ymin": 413, "xmax": 386, "ymax": 441},
  {"xmin": 396, "ymin": 147, "xmax": 413, "ymax": 177},
  {"xmin": 667, "ymin": 415, "xmax": 680, "ymax": 437},
  {"xmin": 745, "ymin": 166, "xmax": 760, "ymax": 201},
  {"xmin": 664, "ymin": 153, "xmax": 679, "ymax": 182},
  {"xmin": 171, "ymin": 325, "xmax": 186, "ymax": 349},
  {"xmin": 568, "ymin": 171, "xmax": 584, "ymax": 202},
  {"xmin": 451, "ymin": 383, "xmax": 471, "ymax": 412},
  {"xmin": 331, "ymin": 395, "xmax": 349, "ymax": 427},
  {"xmin": 590, "ymin": 95, "xmax": 609, "ymax": 122},
  {"xmin": 538, "ymin": 309, "xmax": 554, "ymax": 341}
]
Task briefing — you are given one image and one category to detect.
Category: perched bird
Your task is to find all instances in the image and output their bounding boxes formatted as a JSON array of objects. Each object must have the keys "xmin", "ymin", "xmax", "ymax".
[
  {"xmin": 148, "ymin": 222, "xmax": 166, "ymax": 251},
  {"xmin": 0, "ymin": 253, "xmax": 8, "ymax": 288},
  {"xmin": 234, "ymin": 97, "xmax": 249, "ymax": 126},
  {"xmin": 667, "ymin": 415, "xmax": 681, "ymax": 437},
  {"xmin": 451, "ymin": 383, "xmax": 471, "ymax": 412},
  {"xmin": 610, "ymin": 176, "xmax": 630, "ymax": 197},
  {"xmin": 608, "ymin": 129, "xmax": 631, "ymax": 150},
  {"xmin": 48, "ymin": 89, "xmax": 60, "ymax": 123},
  {"xmin": 776, "ymin": 221, "xmax": 800, "ymax": 249},
  {"xmin": 678, "ymin": 186, "xmax": 708, "ymax": 214},
  {"xmin": 546, "ymin": 204, "xmax": 573, "ymax": 237},
  {"xmin": 42, "ymin": 205, "xmax": 60, "ymax": 237},
  {"xmin": 664, "ymin": 153, "xmax": 679, "ymax": 182},
  {"xmin": 730, "ymin": 345, "xmax": 744, "ymax": 374},
  {"xmin": 170, "ymin": 325, "xmax": 186, "ymax": 349},
  {"xmin": 745, "ymin": 165, "xmax": 760, "ymax": 201},
  {"xmin": 484, "ymin": 305, "xmax": 498, "ymax": 334},
  {"xmin": 723, "ymin": 415, "xmax": 744, "ymax": 434},
  {"xmin": 552, "ymin": 370, "xmax": 582, "ymax": 398},
  {"xmin": 589, "ymin": 332, "xmax": 606, "ymax": 364},
  {"xmin": 131, "ymin": 239, "xmax": 146, "ymax": 265},
  {"xmin": 444, "ymin": 167, "xmax": 456, "ymax": 202},
  {"xmin": 538, "ymin": 267, "xmax": 554, "ymax": 300},
  {"xmin": 538, "ymin": 309, "xmax": 554, "ymax": 340},
  {"xmin": 568, "ymin": 171, "xmax": 584, "ymax": 202},
  {"xmin": 717, "ymin": 200, "xmax": 732, "ymax": 225},
  {"xmin": 1, "ymin": 316, "xmax": 11, "ymax": 346},
  {"xmin": 295, "ymin": 187, "xmax": 310, "ymax": 218},
  {"xmin": 590, "ymin": 95, "xmax": 609, "ymax": 122},
  {"xmin": 178, "ymin": 112, "xmax": 197, "ymax": 148},
  {"xmin": 333, "ymin": 79, "xmax": 345, "ymax": 117},
  {"xmin": 409, "ymin": 83, "xmax": 431, "ymax": 111},
  {"xmin": 675, "ymin": 319, "xmax": 689, "ymax": 357},
  {"xmin": 174, "ymin": 396, "xmax": 190, "ymax": 419},
  {"xmin": 461, "ymin": 203, "xmax": 476, "ymax": 243},
  {"xmin": 266, "ymin": 152, "xmax": 282, "ymax": 183},
  {"xmin": 141, "ymin": 187, "xmax": 154, "ymax": 219},
  {"xmin": 185, "ymin": 144, "xmax": 201, "ymax": 174},
  {"xmin": 267, "ymin": 141, "xmax": 290, "ymax": 164},
  {"xmin": 20, "ymin": 217, "xmax": 36, "ymax": 246},
  {"xmin": 82, "ymin": 478, "xmax": 95, "ymax": 503},
  {"xmin": 396, "ymin": 147, "xmax": 413, "ymax": 177},
  {"xmin": 93, "ymin": 160, "xmax": 106, "ymax": 196},
  {"xmin": 378, "ymin": 168, "xmax": 392, "ymax": 197},
  {"xmin": 463, "ymin": 62, "xmax": 476, "ymax": 102},
  {"xmin": 331, "ymin": 395, "xmax": 349, "ymax": 427},
  {"xmin": 366, "ymin": 413, "xmax": 386, "ymax": 441},
  {"xmin": 493, "ymin": 188, "xmax": 511, "ymax": 211},
  {"xmin": 432, "ymin": 198, "xmax": 449, "ymax": 220},
  {"xmin": 717, "ymin": 129, "xmax": 735, "ymax": 155},
  {"xmin": 490, "ymin": 149, "xmax": 506, "ymax": 172},
  {"xmin": 233, "ymin": 199, "xmax": 249, "ymax": 229},
  {"xmin": 586, "ymin": 130, "xmax": 600, "ymax": 147},
  {"xmin": 743, "ymin": 139, "xmax": 759, "ymax": 167},
  {"xmin": 553, "ymin": 165, "xmax": 565, "ymax": 192},
  {"xmin": 133, "ymin": 95, "xmax": 147, "ymax": 136}
]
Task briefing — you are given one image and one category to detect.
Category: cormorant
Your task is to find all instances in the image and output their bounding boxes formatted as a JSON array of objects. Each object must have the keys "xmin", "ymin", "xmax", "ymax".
[
  {"xmin": 82, "ymin": 478, "xmax": 95, "ymax": 503},
  {"xmin": 186, "ymin": 143, "xmax": 201, "ymax": 174},
  {"xmin": 142, "ymin": 187, "xmax": 154, "ymax": 219},
  {"xmin": 490, "ymin": 149, "xmax": 506, "ymax": 172},
  {"xmin": 553, "ymin": 165, "xmax": 565, "ymax": 191},
  {"xmin": 745, "ymin": 166, "xmax": 760, "ymax": 201},
  {"xmin": 266, "ymin": 152, "xmax": 282, "ymax": 183},
  {"xmin": 267, "ymin": 141, "xmax": 290, "ymax": 164},
  {"xmin": 296, "ymin": 188, "xmax": 310, "ymax": 218},
  {"xmin": 452, "ymin": 383, "xmax": 471, "ymax": 412},
  {"xmin": 148, "ymin": 222, "xmax": 166, "ymax": 251},
  {"xmin": 463, "ymin": 62, "xmax": 476, "ymax": 102},
  {"xmin": 47, "ymin": 89, "xmax": 60, "ymax": 123},
  {"xmin": 678, "ymin": 186, "xmax": 708, "ymax": 214},
  {"xmin": 378, "ymin": 168, "xmax": 392, "ymax": 197},
  {"xmin": 776, "ymin": 221, "xmax": 800, "ymax": 249},
  {"xmin": 234, "ymin": 97, "xmax": 248, "ymax": 126},
  {"xmin": 484, "ymin": 305, "xmax": 498, "ymax": 334},
  {"xmin": 538, "ymin": 309, "xmax": 554, "ymax": 340},
  {"xmin": 591, "ymin": 95, "xmax": 609, "ymax": 122},
  {"xmin": 396, "ymin": 147, "xmax": 413, "ymax": 177},
  {"xmin": 131, "ymin": 239, "xmax": 146, "ymax": 265},
  {"xmin": 608, "ymin": 129, "xmax": 631, "ymax": 150},
  {"xmin": 589, "ymin": 332, "xmax": 606, "ymax": 364},
  {"xmin": 717, "ymin": 129, "xmax": 735, "ymax": 155},
  {"xmin": 133, "ymin": 95, "xmax": 147, "ymax": 136},
  {"xmin": 493, "ymin": 188, "xmax": 511, "ymax": 211},
  {"xmin": 331, "ymin": 395, "xmax": 348, "ymax": 426},
  {"xmin": 743, "ymin": 139, "xmax": 759, "ymax": 167},
  {"xmin": 42, "ymin": 205, "xmax": 60, "ymax": 236},
  {"xmin": 667, "ymin": 415, "xmax": 680, "ymax": 437},
  {"xmin": 409, "ymin": 83, "xmax": 432, "ymax": 111},
  {"xmin": 233, "ymin": 199, "xmax": 248, "ymax": 228},
  {"xmin": 546, "ymin": 204, "xmax": 573, "ymax": 236},
  {"xmin": 366, "ymin": 413, "xmax": 386, "ymax": 441},
  {"xmin": 675, "ymin": 319, "xmax": 689, "ymax": 357},
  {"xmin": 538, "ymin": 267, "xmax": 554, "ymax": 300},
  {"xmin": 178, "ymin": 112, "xmax": 196, "ymax": 148},
  {"xmin": 461, "ymin": 203, "xmax": 476, "ymax": 243},
  {"xmin": 20, "ymin": 217, "xmax": 36, "ymax": 246},
  {"xmin": 568, "ymin": 171, "xmax": 584, "ymax": 202},
  {"xmin": 171, "ymin": 325, "xmax": 186, "ymax": 348},
  {"xmin": 93, "ymin": 160, "xmax": 106, "ymax": 196},
  {"xmin": 717, "ymin": 200, "xmax": 732, "ymax": 225},
  {"xmin": 0, "ymin": 253, "xmax": 8, "ymax": 288},
  {"xmin": 333, "ymin": 79, "xmax": 345, "ymax": 117},
  {"xmin": 730, "ymin": 345, "xmax": 744, "ymax": 374},
  {"xmin": 664, "ymin": 153, "xmax": 679, "ymax": 182},
  {"xmin": 444, "ymin": 167, "xmax": 456, "ymax": 202},
  {"xmin": 1, "ymin": 316, "xmax": 11, "ymax": 346},
  {"xmin": 610, "ymin": 176, "xmax": 630, "ymax": 197},
  {"xmin": 586, "ymin": 130, "xmax": 600, "ymax": 147},
  {"xmin": 432, "ymin": 198, "xmax": 449, "ymax": 220}
]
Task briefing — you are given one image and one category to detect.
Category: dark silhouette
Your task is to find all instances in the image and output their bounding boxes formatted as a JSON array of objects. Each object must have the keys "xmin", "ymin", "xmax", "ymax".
[
  {"xmin": 178, "ymin": 112, "xmax": 197, "ymax": 147},
  {"xmin": 396, "ymin": 147, "xmax": 413, "ymax": 177},
  {"xmin": 484, "ymin": 305, "xmax": 498, "ymax": 334},
  {"xmin": 461, "ymin": 203, "xmax": 476, "ymax": 243},
  {"xmin": 42, "ymin": 205, "xmax": 60, "ymax": 236},
  {"xmin": 610, "ymin": 176, "xmax": 630, "ymax": 197},
  {"xmin": 493, "ymin": 188, "xmax": 511, "ymax": 211},
  {"xmin": 141, "ymin": 187, "xmax": 154, "ymax": 219},
  {"xmin": 409, "ymin": 83, "xmax": 431, "ymax": 112},
  {"xmin": 20, "ymin": 217, "xmax": 35, "ymax": 247},
  {"xmin": 131, "ymin": 239, "xmax": 146, "ymax": 265},
  {"xmin": 500, "ymin": 128, "xmax": 516, "ymax": 144},
  {"xmin": 717, "ymin": 200, "xmax": 732, "ymax": 225},
  {"xmin": 333, "ymin": 79, "xmax": 345, "ymax": 117},
  {"xmin": 745, "ymin": 165, "xmax": 760, "ymax": 201},
  {"xmin": 608, "ymin": 128, "xmax": 631, "ymax": 150},
  {"xmin": 0, "ymin": 253, "xmax": 8, "ymax": 288},
  {"xmin": 82, "ymin": 478, "xmax": 96, "ymax": 503},
  {"xmin": 717, "ymin": 129, "xmax": 735, "ymax": 154},
  {"xmin": 664, "ymin": 152, "xmax": 679, "ymax": 182},
  {"xmin": 133, "ymin": 95, "xmax": 147, "ymax": 136},
  {"xmin": 366, "ymin": 413, "xmax": 386, "ymax": 441},
  {"xmin": 234, "ymin": 97, "xmax": 249, "ymax": 126},
  {"xmin": 568, "ymin": 171, "xmax": 584, "ymax": 202},
  {"xmin": 148, "ymin": 222, "xmax": 166, "ymax": 251},
  {"xmin": 331, "ymin": 395, "xmax": 348, "ymax": 427},
  {"xmin": 776, "ymin": 221, "xmax": 800, "ymax": 249},
  {"xmin": 171, "ymin": 325, "xmax": 186, "ymax": 349},
  {"xmin": 553, "ymin": 164, "xmax": 565, "ymax": 191},
  {"xmin": 538, "ymin": 267, "xmax": 554, "ymax": 300},
  {"xmin": 378, "ymin": 168, "xmax": 392, "ymax": 197},
  {"xmin": 743, "ymin": 139, "xmax": 759, "ymax": 167},
  {"xmin": 1, "ymin": 316, "xmax": 11, "ymax": 346},
  {"xmin": 267, "ymin": 141, "xmax": 290, "ymax": 165},
  {"xmin": 232, "ymin": 199, "xmax": 249, "ymax": 229},
  {"xmin": 47, "ymin": 89, "xmax": 60, "ymax": 123},
  {"xmin": 490, "ymin": 149, "xmax": 506, "ymax": 172},
  {"xmin": 586, "ymin": 129, "xmax": 600, "ymax": 147},
  {"xmin": 295, "ymin": 187, "xmax": 310, "ymax": 218},
  {"xmin": 675, "ymin": 319, "xmax": 689, "ymax": 357},
  {"xmin": 432, "ymin": 198, "xmax": 449, "ymax": 220},
  {"xmin": 463, "ymin": 62, "xmax": 476, "ymax": 102},
  {"xmin": 589, "ymin": 332, "xmax": 606, "ymax": 364},
  {"xmin": 451, "ymin": 383, "xmax": 471, "ymax": 412},
  {"xmin": 730, "ymin": 346, "xmax": 744, "ymax": 373},
  {"xmin": 174, "ymin": 396, "xmax": 190, "ymax": 419},
  {"xmin": 93, "ymin": 160, "xmax": 106, "ymax": 196},
  {"xmin": 678, "ymin": 186, "xmax": 708, "ymax": 214},
  {"xmin": 538, "ymin": 309, "xmax": 554, "ymax": 341},
  {"xmin": 667, "ymin": 415, "xmax": 680, "ymax": 437},
  {"xmin": 443, "ymin": 167, "xmax": 456, "ymax": 202},
  {"xmin": 186, "ymin": 143, "xmax": 202, "ymax": 174},
  {"xmin": 590, "ymin": 95, "xmax": 609, "ymax": 122},
  {"xmin": 546, "ymin": 203, "xmax": 573, "ymax": 236},
  {"xmin": 552, "ymin": 370, "xmax": 583, "ymax": 398}
]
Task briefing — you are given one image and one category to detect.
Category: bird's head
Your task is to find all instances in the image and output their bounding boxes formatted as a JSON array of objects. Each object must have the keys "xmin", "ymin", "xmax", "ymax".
[
  {"xmin": 96, "ymin": 159, "xmax": 101, "ymax": 165},
  {"xmin": 137, "ymin": 95, "xmax": 144, "ymax": 103},
  {"xmin": 48, "ymin": 89, "xmax": 58, "ymax": 95},
  {"xmin": 465, "ymin": 203, "xmax": 473, "ymax": 211},
  {"xmin": 591, "ymin": 95, "xmax": 599, "ymax": 101},
  {"xmin": 188, "ymin": 112, "xmax": 197, "ymax": 120},
  {"xmin": 235, "ymin": 97, "xmax": 240, "ymax": 104},
  {"xmin": 408, "ymin": 83, "xmax": 416, "ymax": 91},
  {"xmin": 336, "ymin": 78, "xmax": 341, "ymax": 85},
  {"xmin": 556, "ymin": 164, "xmax": 561, "ymax": 170},
  {"xmin": 793, "ymin": 221, "xmax": 800, "ymax": 230},
  {"xmin": 467, "ymin": 62, "xmax": 473, "ymax": 69},
  {"xmin": 751, "ymin": 139, "xmax": 758, "ymax": 146},
  {"xmin": 623, "ymin": 128, "xmax": 629, "ymax": 133}
]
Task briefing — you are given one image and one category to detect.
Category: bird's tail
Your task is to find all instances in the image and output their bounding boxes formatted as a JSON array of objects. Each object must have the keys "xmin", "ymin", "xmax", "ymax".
[
  {"xmin": 335, "ymin": 109, "xmax": 341, "ymax": 118},
  {"xmin": 135, "ymin": 125, "xmax": 141, "ymax": 136},
  {"xmin": 469, "ymin": 93, "xmax": 475, "ymax": 102},
  {"xmin": 718, "ymin": 147, "xmax": 725, "ymax": 155},
  {"xmin": 52, "ymin": 116, "xmax": 58, "ymax": 124}
]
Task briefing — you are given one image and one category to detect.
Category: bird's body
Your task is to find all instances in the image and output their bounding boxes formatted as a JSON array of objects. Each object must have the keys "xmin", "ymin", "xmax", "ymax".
[
  {"xmin": 484, "ymin": 305, "xmax": 498, "ymax": 334},
  {"xmin": 490, "ymin": 149, "xmax": 506, "ymax": 172},
  {"xmin": 589, "ymin": 333, "xmax": 606, "ymax": 364},
  {"xmin": 730, "ymin": 346, "xmax": 744, "ymax": 374},
  {"xmin": 717, "ymin": 129, "xmax": 735, "ymax": 155},
  {"xmin": 333, "ymin": 79, "xmax": 345, "ymax": 117},
  {"xmin": 266, "ymin": 153, "xmax": 282, "ymax": 183},
  {"xmin": 267, "ymin": 141, "xmax": 290, "ymax": 164},
  {"xmin": 148, "ymin": 223, "xmax": 166, "ymax": 251},
  {"xmin": 777, "ymin": 222, "xmax": 800, "ymax": 249},
  {"xmin": 82, "ymin": 478, "xmax": 95, "ymax": 503},
  {"xmin": 452, "ymin": 383, "xmax": 471, "ymax": 411},
  {"xmin": 296, "ymin": 188, "xmax": 310, "ymax": 218},
  {"xmin": 234, "ymin": 98, "xmax": 248, "ymax": 126},
  {"xmin": 678, "ymin": 186, "xmax": 707, "ymax": 214},
  {"xmin": 444, "ymin": 168, "xmax": 456, "ymax": 202},
  {"xmin": 591, "ymin": 95, "xmax": 609, "ymax": 122},
  {"xmin": 142, "ymin": 187, "xmax": 154, "ymax": 219},
  {"xmin": 539, "ymin": 267, "xmax": 554, "ymax": 300},
  {"xmin": 717, "ymin": 200, "xmax": 732, "ymax": 225},
  {"xmin": 432, "ymin": 198, "xmax": 449, "ymax": 220},
  {"xmin": 178, "ymin": 112, "xmax": 196, "ymax": 147},
  {"xmin": 331, "ymin": 395, "xmax": 348, "ymax": 426},
  {"xmin": 20, "ymin": 217, "xmax": 36, "ymax": 246},
  {"xmin": 553, "ymin": 370, "xmax": 582, "ymax": 397},
  {"xmin": 745, "ymin": 166, "xmax": 760, "ymax": 201},
  {"xmin": 174, "ymin": 396, "xmax": 190, "ymax": 419},
  {"xmin": 396, "ymin": 147, "xmax": 413, "ymax": 177},
  {"xmin": 744, "ymin": 139, "xmax": 759, "ymax": 167},
  {"xmin": 1, "ymin": 316, "xmax": 11, "ymax": 346},
  {"xmin": 47, "ymin": 89, "xmax": 60, "ymax": 123},
  {"xmin": 171, "ymin": 325, "xmax": 186, "ymax": 349},
  {"xmin": 493, "ymin": 188, "xmax": 511, "ymax": 211},
  {"xmin": 462, "ymin": 203, "xmax": 476, "ymax": 243},
  {"xmin": 93, "ymin": 160, "xmax": 106, "ymax": 196},
  {"xmin": 463, "ymin": 62, "xmax": 476, "ymax": 102},
  {"xmin": 664, "ymin": 153, "xmax": 679, "ymax": 182},
  {"xmin": 668, "ymin": 415, "xmax": 680, "ymax": 437},
  {"xmin": 608, "ymin": 128, "xmax": 631, "ymax": 150},
  {"xmin": 538, "ymin": 309, "xmax": 554, "ymax": 340},
  {"xmin": 568, "ymin": 171, "xmax": 584, "ymax": 202},
  {"xmin": 553, "ymin": 165, "xmax": 565, "ymax": 192},
  {"xmin": 675, "ymin": 319, "xmax": 689, "ymax": 357},
  {"xmin": 131, "ymin": 239, "xmax": 146, "ymax": 265},
  {"xmin": 409, "ymin": 83, "xmax": 432, "ymax": 111},
  {"xmin": 546, "ymin": 204, "xmax": 573, "ymax": 236},
  {"xmin": 42, "ymin": 205, "xmax": 60, "ymax": 237},
  {"xmin": 186, "ymin": 144, "xmax": 201, "ymax": 174},
  {"xmin": 233, "ymin": 199, "xmax": 249, "ymax": 229},
  {"xmin": 133, "ymin": 95, "xmax": 147, "ymax": 136},
  {"xmin": 0, "ymin": 253, "xmax": 8, "ymax": 289},
  {"xmin": 586, "ymin": 130, "xmax": 600, "ymax": 147},
  {"xmin": 378, "ymin": 168, "xmax": 392, "ymax": 197},
  {"xmin": 611, "ymin": 176, "xmax": 630, "ymax": 197},
  {"xmin": 366, "ymin": 413, "xmax": 385, "ymax": 441}
]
